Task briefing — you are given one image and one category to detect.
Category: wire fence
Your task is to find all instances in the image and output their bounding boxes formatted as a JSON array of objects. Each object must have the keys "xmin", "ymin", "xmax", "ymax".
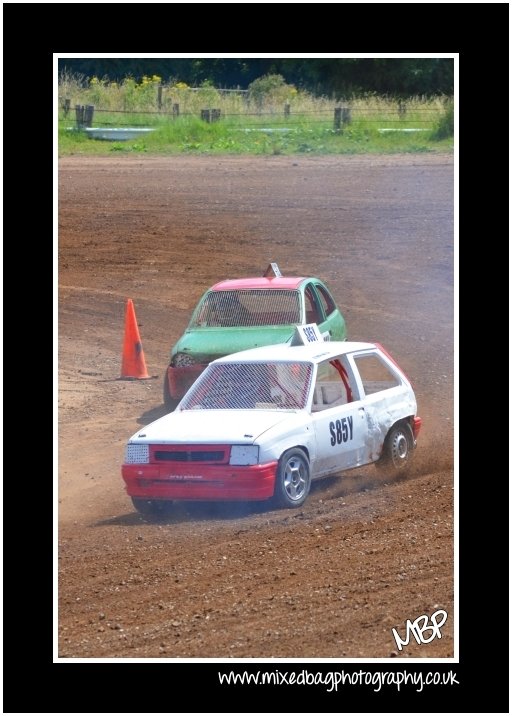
[
  {"xmin": 58, "ymin": 80, "xmax": 450, "ymax": 133},
  {"xmin": 59, "ymin": 102, "xmax": 440, "ymax": 130},
  {"xmin": 60, "ymin": 107, "xmax": 440, "ymax": 117}
]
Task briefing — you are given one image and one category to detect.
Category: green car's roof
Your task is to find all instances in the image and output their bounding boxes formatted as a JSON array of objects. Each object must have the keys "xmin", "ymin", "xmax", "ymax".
[{"xmin": 211, "ymin": 277, "xmax": 307, "ymax": 291}]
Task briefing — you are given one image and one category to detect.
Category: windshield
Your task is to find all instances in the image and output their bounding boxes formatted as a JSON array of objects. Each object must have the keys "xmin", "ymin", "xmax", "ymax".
[
  {"xmin": 181, "ymin": 361, "xmax": 313, "ymax": 410},
  {"xmin": 190, "ymin": 289, "xmax": 301, "ymax": 328}
]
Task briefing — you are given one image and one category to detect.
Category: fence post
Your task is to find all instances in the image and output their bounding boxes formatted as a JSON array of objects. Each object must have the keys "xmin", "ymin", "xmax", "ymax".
[
  {"xmin": 75, "ymin": 104, "xmax": 85, "ymax": 129},
  {"xmin": 211, "ymin": 108, "xmax": 221, "ymax": 122},
  {"xmin": 284, "ymin": 103, "xmax": 290, "ymax": 118},
  {"xmin": 334, "ymin": 107, "xmax": 341, "ymax": 131},
  {"xmin": 342, "ymin": 107, "xmax": 352, "ymax": 126},
  {"xmin": 172, "ymin": 103, "xmax": 180, "ymax": 118},
  {"xmin": 200, "ymin": 109, "xmax": 211, "ymax": 123},
  {"xmin": 63, "ymin": 98, "xmax": 70, "ymax": 117},
  {"xmin": 157, "ymin": 85, "xmax": 163, "ymax": 111},
  {"xmin": 398, "ymin": 100, "xmax": 406, "ymax": 118},
  {"xmin": 84, "ymin": 105, "xmax": 94, "ymax": 128}
]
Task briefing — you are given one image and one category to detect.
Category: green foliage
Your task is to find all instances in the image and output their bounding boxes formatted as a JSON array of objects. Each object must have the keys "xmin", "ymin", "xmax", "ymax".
[
  {"xmin": 58, "ymin": 58, "xmax": 454, "ymax": 96},
  {"xmin": 58, "ymin": 83, "xmax": 453, "ymax": 157},
  {"xmin": 248, "ymin": 74, "xmax": 296, "ymax": 106},
  {"xmin": 58, "ymin": 72, "xmax": 450, "ymax": 121},
  {"xmin": 431, "ymin": 99, "xmax": 454, "ymax": 140},
  {"xmin": 59, "ymin": 117, "xmax": 453, "ymax": 158}
]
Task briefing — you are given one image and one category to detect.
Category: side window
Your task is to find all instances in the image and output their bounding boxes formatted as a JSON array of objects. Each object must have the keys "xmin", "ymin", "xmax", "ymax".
[
  {"xmin": 311, "ymin": 357, "xmax": 354, "ymax": 411},
  {"xmin": 353, "ymin": 353, "xmax": 400, "ymax": 395},
  {"xmin": 195, "ymin": 292, "xmax": 216, "ymax": 326},
  {"xmin": 304, "ymin": 285, "xmax": 322, "ymax": 324},
  {"xmin": 315, "ymin": 284, "xmax": 336, "ymax": 317}
]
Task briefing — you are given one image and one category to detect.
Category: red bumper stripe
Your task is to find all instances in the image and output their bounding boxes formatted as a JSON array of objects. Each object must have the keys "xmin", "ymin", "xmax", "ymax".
[{"xmin": 122, "ymin": 461, "xmax": 277, "ymax": 501}]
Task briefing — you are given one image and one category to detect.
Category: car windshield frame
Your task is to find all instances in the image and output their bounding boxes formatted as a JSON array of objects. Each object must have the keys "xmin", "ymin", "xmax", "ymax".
[{"xmin": 189, "ymin": 289, "xmax": 302, "ymax": 329}]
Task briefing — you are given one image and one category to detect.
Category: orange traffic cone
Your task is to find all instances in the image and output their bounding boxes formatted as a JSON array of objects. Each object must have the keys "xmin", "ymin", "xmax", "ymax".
[{"xmin": 120, "ymin": 299, "xmax": 150, "ymax": 379}]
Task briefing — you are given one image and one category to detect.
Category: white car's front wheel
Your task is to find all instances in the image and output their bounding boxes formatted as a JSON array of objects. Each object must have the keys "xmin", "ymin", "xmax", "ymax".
[{"xmin": 274, "ymin": 448, "xmax": 311, "ymax": 508}]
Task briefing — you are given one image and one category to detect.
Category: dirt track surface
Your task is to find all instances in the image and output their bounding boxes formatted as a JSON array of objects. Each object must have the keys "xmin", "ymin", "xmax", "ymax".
[{"xmin": 58, "ymin": 154, "xmax": 454, "ymax": 658}]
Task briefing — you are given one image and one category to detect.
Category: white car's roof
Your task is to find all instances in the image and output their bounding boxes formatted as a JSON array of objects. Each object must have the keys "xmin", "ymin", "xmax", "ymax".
[{"xmin": 213, "ymin": 340, "xmax": 377, "ymax": 365}]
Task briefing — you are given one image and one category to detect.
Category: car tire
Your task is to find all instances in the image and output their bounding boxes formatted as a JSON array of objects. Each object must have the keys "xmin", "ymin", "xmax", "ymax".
[
  {"xmin": 273, "ymin": 448, "xmax": 311, "ymax": 508},
  {"xmin": 376, "ymin": 421, "xmax": 414, "ymax": 473},
  {"xmin": 131, "ymin": 497, "xmax": 174, "ymax": 518},
  {"xmin": 163, "ymin": 371, "xmax": 180, "ymax": 412}
]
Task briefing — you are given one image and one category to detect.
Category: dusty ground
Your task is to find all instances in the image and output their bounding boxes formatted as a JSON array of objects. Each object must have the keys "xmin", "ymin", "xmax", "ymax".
[{"xmin": 58, "ymin": 153, "xmax": 454, "ymax": 659}]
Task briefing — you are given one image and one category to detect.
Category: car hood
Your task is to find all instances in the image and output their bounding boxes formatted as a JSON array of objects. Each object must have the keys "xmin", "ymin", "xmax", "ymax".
[
  {"xmin": 172, "ymin": 326, "xmax": 296, "ymax": 361},
  {"xmin": 128, "ymin": 409, "xmax": 296, "ymax": 445}
]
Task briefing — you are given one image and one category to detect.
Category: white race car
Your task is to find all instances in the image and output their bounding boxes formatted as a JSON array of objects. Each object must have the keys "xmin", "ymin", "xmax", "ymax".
[{"xmin": 122, "ymin": 328, "xmax": 422, "ymax": 514}]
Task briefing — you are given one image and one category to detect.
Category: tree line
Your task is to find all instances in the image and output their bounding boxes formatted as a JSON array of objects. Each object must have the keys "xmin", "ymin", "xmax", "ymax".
[{"xmin": 59, "ymin": 58, "xmax": 453, "ymax": 97}]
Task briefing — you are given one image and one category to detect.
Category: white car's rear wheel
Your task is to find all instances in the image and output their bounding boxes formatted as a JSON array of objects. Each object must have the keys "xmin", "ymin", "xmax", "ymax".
[
  {"xmin": 274, "ymin": 448, "xmax": 311, "ymax": 508},
  {"xmin": 377, "ymin": 422, "xmax": 414, "ymax": 473}
]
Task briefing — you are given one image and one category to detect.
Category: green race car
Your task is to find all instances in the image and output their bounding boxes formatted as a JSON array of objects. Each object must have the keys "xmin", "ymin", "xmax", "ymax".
[{"xmin": 164, "ymin": 271, "xmax": 347, "ymax": 409}]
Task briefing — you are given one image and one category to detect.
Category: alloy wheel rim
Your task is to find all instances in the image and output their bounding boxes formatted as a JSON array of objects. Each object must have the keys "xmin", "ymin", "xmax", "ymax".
[{"xmin": 283, "ymin": 457, "xmax": 307, "ymax": 500}]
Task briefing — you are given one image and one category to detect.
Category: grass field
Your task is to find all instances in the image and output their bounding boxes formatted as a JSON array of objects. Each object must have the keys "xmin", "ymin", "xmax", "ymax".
[{"xmin": 58, "ymin": 74, "xmax": 454, "ymax": 156}]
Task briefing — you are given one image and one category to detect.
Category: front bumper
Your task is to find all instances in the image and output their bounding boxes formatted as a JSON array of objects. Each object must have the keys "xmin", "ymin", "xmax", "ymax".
[
  {"xmin": 167, "ymin": 364, "xmax": 207, "ymax": 399},
  {"xmin": 122, "ymin": 461, "xmax": 278, "ymax": 501}
]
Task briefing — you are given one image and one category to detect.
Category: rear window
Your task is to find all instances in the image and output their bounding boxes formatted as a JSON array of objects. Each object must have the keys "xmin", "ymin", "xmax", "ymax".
[
  {"xmin": 353, "ymin": 353, "xmax": 401, "ymax": 395},
  {"xmin": 191, "ymin": 290, "xmax": 301, "ymax": 328}
]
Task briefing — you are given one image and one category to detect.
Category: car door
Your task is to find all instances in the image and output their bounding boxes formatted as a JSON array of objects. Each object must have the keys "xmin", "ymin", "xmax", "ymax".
[
  {"xmin": 347, "ymin": 350, "xmax": 412, "ymax": 463},
  {"xmin": 311, "ymin": 356, "xmax": 367, "ymax": 476}
]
